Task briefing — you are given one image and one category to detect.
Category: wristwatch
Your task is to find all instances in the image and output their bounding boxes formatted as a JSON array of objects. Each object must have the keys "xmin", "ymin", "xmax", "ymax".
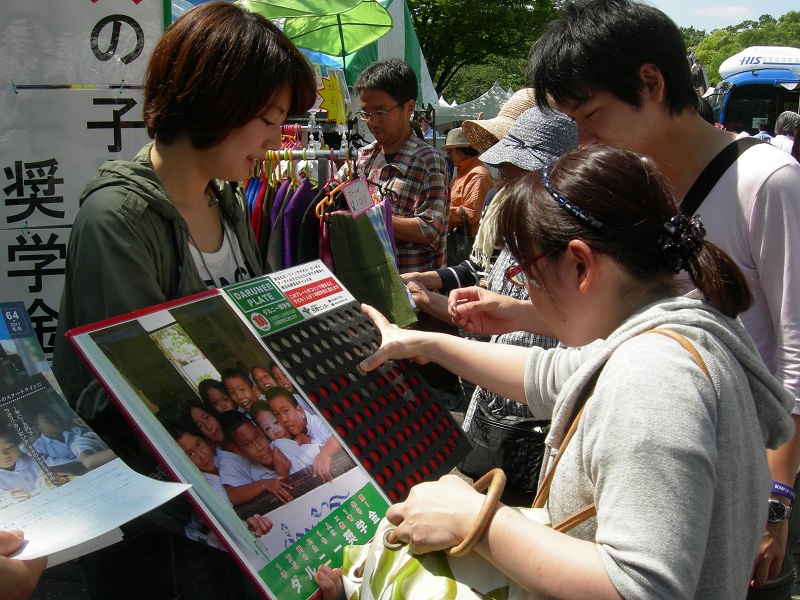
[{"xmin": 768, "ymin": 498, "xmax": 792, "ymax": 523}]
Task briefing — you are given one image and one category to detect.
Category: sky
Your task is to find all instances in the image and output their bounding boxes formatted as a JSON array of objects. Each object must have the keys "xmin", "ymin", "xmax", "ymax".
[{"xmin": 646, "ymin": 0, "xmax": 793, "ymax": 32}]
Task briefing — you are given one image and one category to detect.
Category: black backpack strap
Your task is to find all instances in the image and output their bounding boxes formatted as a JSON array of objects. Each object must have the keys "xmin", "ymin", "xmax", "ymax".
[{"xmin": 680, "ymin": 137, "xmax": 763, "ymax": 216}]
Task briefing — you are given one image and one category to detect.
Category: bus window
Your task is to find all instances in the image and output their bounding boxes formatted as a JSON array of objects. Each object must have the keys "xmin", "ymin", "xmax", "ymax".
[{"xmin": 713, "ymin": 82, "xmax": 799, "ymax": 134}]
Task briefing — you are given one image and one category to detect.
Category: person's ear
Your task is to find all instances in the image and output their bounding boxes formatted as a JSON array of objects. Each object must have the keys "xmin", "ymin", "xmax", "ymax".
[
  {"xmin": 403, "ymin": 99, "xmax": 416, "ymax": 119},
  {"xmin": 564, "ymin": 239, "xmax": 598, "ymax": 295},
  {"xmin": 639, "ymin": 63, "xmax": 666, "ymax": 104}
]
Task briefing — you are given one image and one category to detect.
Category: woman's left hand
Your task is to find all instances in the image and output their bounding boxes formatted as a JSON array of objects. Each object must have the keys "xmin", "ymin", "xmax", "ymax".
[
  {"xmin": 385, "ymin": 475, "xmax": 485, "ymax": 554},
  {"xmin": 359, "ymin": 304, "xmax": 432, "ymax": 372}
]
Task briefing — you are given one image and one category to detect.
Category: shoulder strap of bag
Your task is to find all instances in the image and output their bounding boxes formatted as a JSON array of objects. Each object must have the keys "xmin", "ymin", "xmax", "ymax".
[
  {"xmin": 532, "ymin": 328, "xmax": 711, "ymax": 532},
  {"xmin": 458, "ymin": 207, "xmax": 470, "ymax": 237},
  {"xmin": 644, "ymin": 328, "xmax": 710, "ymax": 378},
  {"xmin": 680, "ymin": 137, "xmax": 762, "ymax": 216}
]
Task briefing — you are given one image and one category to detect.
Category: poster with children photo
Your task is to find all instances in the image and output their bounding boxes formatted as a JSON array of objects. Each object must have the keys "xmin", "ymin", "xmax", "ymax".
[
  {"xmin": 0, "ymin": 358, "xmax": 116, "ymax": 511},
  {"xmin": 69, "ymin": 292, "xmax": 369, "ymax": 571}
]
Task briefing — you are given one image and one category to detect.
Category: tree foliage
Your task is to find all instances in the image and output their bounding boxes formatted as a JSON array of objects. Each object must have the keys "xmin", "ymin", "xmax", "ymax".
[
  {"xmin": 442, "ymin": 55, "xmax": 528, "ymax": 104},
  {"xmin": 695, "ymin": 11, "xmax": 800, "ymax": 83},
  {"xmin": 408, "ymin": 0, "xmax": 556, "ymax": 97},
  {"xmin": 680, "ymin": 26, "xmax": 707, "ymax": 52}
]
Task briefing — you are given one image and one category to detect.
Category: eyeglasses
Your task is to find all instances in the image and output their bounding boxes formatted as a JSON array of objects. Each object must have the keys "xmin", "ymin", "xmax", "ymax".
[
  {"xmin": 504, "ymin": 248, "xmax": 558, "ymax": 287},
  {"xmin": 355, "ymin": 102, "xmax": 405, "ymax": 121}
]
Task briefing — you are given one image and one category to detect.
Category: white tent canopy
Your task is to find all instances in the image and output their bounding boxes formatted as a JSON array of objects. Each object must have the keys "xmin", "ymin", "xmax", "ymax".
[{"xmin": 433, "ymin": 82, "xmax": 513, "ymax": 126}]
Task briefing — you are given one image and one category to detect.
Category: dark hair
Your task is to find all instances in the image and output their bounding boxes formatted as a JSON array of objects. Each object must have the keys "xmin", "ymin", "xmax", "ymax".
[
  {"xmin": 252, "ymin": 361, "xmax": 276, "ymax": 374},
  {"xmin": 198, "ymin": 378, "xmax": 229, "ymax": 401},
  {"xmin": 0, "ymin": 426, "xmax": 17, "ymax": 444},
  {"xmin": 144, "ymin": 1, "xmax": 317, "ymax": 148},
  {"xmin": 220, "ymin": 367, "xmax": 251, "ymax": 385},
  {"xmin": 458, "ymin": 146, "xmax": 481, "ymax": 158},
  {"xmin": 165, "ymin": 418, "xmax": 203, "ymax": 443},
  {"xmin": 497, "ymin": 145, "xmax": 751, "ymax": 318},
  {"xmin": 184, "ymin": 399, "xmax": 216, "ymax": 421},
  {"xmin": 25, "ymin": 403, "xmax": 61, "ymax": 424},
  {"xmin": 263, "ymin": 386, "xmax": 297, "ymax": 407},
  {"xmin": 527, "ymin": 0, "xmax": 697, "ymax": 115},
  {"xmin": 757, "ymin": 119, "xmax": 770, "ymax": 132},
  {"xmin": 697, "ymin": 96, "xmax": 715, "ymax": 125},
  {"xmin": 792, "ymin": 134, "xmax": 800, "ymax": 163},
  {"xmin": 218, "ymin": 410, "xmax": 255, "ymax": 441},
  {"xmin": 249, "ymin": 401, "xmax": 273, "ymax": 419},
  {"xmin": 354, "ymin": 58, "xmax": 417, "ymax": 105}
]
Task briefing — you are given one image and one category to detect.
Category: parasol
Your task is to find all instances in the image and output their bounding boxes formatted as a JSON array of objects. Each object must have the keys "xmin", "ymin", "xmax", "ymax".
[
  {"xmin": 282, "ymin": 0, "xmax": 393, "ymax": 69},
  {"xmin": 236, "ymin": 0, "xmax": 362, "ymax": 19}
]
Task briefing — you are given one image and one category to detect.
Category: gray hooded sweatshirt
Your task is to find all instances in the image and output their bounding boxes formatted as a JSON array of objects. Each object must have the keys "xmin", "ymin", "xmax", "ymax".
[{"xmin": 523, "ymin": 293, "xmax": 793, "ymax": 599}]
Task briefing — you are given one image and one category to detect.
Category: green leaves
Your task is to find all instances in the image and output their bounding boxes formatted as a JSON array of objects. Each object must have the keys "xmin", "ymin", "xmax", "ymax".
[
  {"xmin": 694, "ymin": 11, "xmax": 800, "ymax": 81},
  {"xmin": 408, "ymin": 0, "xmax": 556, "ymax": 98}
]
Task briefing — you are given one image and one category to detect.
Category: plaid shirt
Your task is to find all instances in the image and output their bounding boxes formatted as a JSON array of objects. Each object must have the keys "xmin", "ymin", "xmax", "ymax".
[{"xmin": 356, "ymin": 134, "xmax": 450, "ymax": 273}]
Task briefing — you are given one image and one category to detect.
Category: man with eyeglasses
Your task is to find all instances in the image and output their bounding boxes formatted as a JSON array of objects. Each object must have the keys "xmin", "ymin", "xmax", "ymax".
[{"xmin": 353, "ymin": 58, "xmax": 450, "ymax": 273}]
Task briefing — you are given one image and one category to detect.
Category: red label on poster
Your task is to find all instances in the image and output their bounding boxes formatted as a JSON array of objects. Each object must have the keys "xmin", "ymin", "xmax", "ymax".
[{"xmin": 285, "ymin": 277, "xmax": 343, "ymax": 307}]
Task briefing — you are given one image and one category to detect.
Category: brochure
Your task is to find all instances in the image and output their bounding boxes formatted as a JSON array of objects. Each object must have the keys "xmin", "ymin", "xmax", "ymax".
[
  {"xmin": 67, "ymin": 261, "xmax": 472, "ymax": 599},
  {"xmin": 0, "ymin": 302, "xmax": 190, "ymax": 566}
]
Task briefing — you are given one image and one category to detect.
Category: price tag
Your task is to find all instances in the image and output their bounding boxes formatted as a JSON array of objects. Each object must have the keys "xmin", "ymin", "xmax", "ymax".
[{"xmin": 342, "ymin": 177, "xmax": 374, "ymax": 218}]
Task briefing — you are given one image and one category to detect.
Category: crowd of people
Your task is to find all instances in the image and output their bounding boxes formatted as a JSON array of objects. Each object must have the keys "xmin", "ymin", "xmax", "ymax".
[{"xmin": 7, "ymin": 0, "xmax": 800, "ymax": 599}]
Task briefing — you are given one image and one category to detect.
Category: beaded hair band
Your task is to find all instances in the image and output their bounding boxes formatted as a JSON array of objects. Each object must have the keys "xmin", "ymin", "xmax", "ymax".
[
  {"xmin": 541, "ymin": 166, "xmax": 609, "ymax": 233},
  {"xmin": 541, "ymin": 166, "xmax": 705, "ymax": 274}
]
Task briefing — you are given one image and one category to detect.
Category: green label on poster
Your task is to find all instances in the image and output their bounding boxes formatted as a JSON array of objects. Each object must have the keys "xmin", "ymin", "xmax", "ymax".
[
  {"xmin": 224, "ymin": 278, "xmax": 303, "ymax": 335},
  {"xmin": 260, "ymin": 483, "xmax": 389, "ymax": 598}
]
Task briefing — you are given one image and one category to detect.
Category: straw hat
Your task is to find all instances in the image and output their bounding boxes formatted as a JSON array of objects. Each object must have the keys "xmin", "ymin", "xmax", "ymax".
[
  {"xmin": 461, "ymin": 88, "xmax": 537, "ymax": 154},
  {"xmin": 479, "ymin": 107, "xmax": 578, "ymax": 172},
  {"xmin": 441, "ymin": 127, "xmax": 471, "ymax": 151}
]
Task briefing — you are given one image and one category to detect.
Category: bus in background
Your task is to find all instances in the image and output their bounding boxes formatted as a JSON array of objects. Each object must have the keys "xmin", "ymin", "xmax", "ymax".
[{"xmin": 705, "ymin": 46, "xmax": 800, "ymax": 134}]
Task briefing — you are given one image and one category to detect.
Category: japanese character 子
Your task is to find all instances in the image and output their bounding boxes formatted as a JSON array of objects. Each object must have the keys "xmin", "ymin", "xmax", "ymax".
[
  {"xmin": 3, "ymin": 158, "xmax": 65, "ymax": 223},
  {"xmin": 87, "ymin": 97, "xmax": 145, "ymax": 153}
]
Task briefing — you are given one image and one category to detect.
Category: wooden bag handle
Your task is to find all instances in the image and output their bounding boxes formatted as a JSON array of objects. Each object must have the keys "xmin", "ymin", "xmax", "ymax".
[{"xmin": 383, "ymin": 468, "xmax": 507, "ymax": 556}]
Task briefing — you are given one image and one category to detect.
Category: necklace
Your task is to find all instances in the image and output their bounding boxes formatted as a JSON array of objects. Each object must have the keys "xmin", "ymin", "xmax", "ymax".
[{"xmin": 187, "ymin": 196, "xmax": 244, "ymax": 289}]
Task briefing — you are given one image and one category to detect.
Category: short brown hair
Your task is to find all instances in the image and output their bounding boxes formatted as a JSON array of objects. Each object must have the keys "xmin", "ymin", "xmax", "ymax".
[{"xmin": 144, "ymin": 1, "xmax": 317, "ymax": 148}]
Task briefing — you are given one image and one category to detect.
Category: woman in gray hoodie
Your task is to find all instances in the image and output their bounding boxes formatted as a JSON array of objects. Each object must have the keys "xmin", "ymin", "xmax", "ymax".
[{"xmin": 317, "ymin": 145, "xmax": 794, "ymax": 600}]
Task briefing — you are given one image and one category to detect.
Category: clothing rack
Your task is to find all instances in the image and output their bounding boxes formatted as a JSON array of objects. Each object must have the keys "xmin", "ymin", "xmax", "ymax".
[
  {"xmin": 264, "ymin": 148, "xmax": 356, "ymax": 183},
  {"xmin": 263, "ymin": 149, "xmax": 356, "ymax": 161}
]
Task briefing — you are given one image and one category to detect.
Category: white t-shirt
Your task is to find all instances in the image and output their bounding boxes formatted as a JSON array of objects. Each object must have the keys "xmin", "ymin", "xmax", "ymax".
[
  {"xmin": 32, "ymin": 427, "xmax": 108, "ymax": 466},
  {"xmin": 203, "ymin": 470, "xmax": 232, "ymax": 506},
  {"xmin": 306, "ymin": 413, "xmax": 332, "ymax": 445},
  {"xmin": 273, "ymin": 438, "xmax": 319, "ymax": 473},
  {"xmin": 217, "ymin": 448, "xmax": 276, "ymax": 488},
  {"xmin": 770, "ymin": 134, "xmax": 794, "ymax": 153},
  {"xmin": 0, "ymin": 454, "xmax": 47, "ymax": 492},
  {"xmin": 189, "ymin": 219, "xmax": 250, "ymax": 289},
  {"xmin": 696, "ymin": 142, "xmax": 800, "ymax": 412}
]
